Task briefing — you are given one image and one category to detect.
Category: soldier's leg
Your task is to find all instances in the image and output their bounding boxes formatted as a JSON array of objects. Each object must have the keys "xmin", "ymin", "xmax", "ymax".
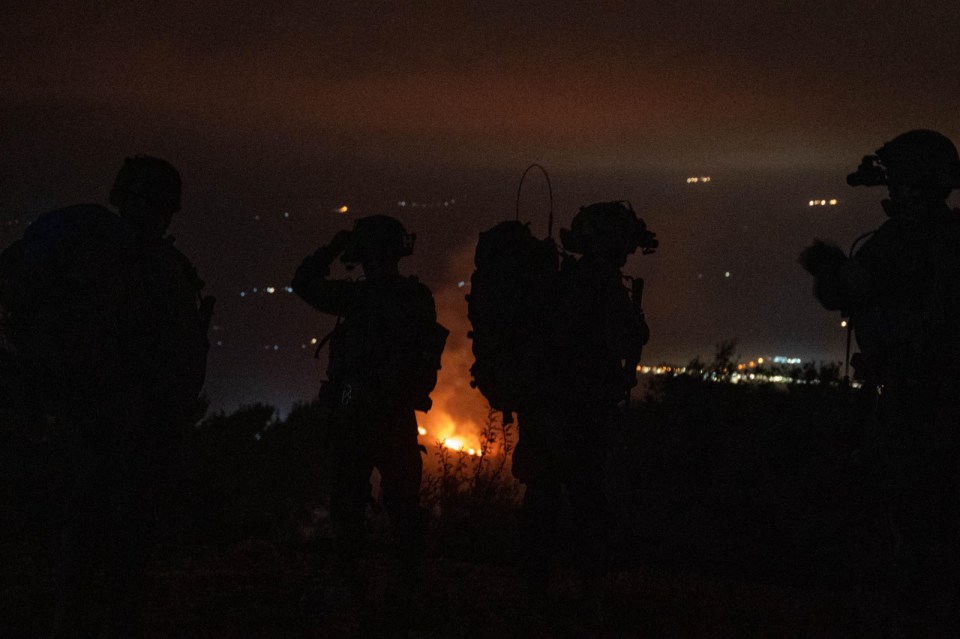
[
  {"xmin": 375, "ymin": 416, "xmax": 425, "ymax": 582},
  {"xmin": 918, "ymin": 407, "xmax": 960, "ymax": 628},
  {"xmin": 104, "ymin": 453, "xmax": 157, "ymax": 635},
  {"xmin": 875, "ymin": 393, "xmax": 931, "ymax": 628},
  {"xmin": 565, "ymin": 460, "xmax": 610, "ymax": 602},
  {"xmin": 53, "ymin": 519, "xmax": 100, "ymax": 638},
  {"xmin": 329, "ymin": 434, "xmax": 374, "ymax": 591},
  {"xmin": 53, "ymin": 462, "xmax": 109, "ymax": 639},
  {"xmin": 519, "ymin": 479, "xmax": 563, "ymax": 597}
]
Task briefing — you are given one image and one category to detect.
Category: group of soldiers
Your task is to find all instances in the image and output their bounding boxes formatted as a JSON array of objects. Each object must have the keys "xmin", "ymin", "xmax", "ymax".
[{"xmin": 3, "ymin": 127, "xmax": 960, "ymax": 636}]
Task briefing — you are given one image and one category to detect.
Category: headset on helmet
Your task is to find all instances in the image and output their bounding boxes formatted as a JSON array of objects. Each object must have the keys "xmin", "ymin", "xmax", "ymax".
[
  {"xmin": 341, "ymin": 215, "xmax": 415, "ymax": 264},
  {"xmin": 559, "ymin": 201, "xmax": 658, "ymax": 256},
  {"xmin": 847, "ymin": 129, "xmax": 960, "ymax": 190}
]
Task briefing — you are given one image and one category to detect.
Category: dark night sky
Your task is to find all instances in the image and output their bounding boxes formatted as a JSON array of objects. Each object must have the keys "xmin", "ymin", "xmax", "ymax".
[{"xmin": 2, "ymin": 2, "xmax": 959, "ymax": 427}]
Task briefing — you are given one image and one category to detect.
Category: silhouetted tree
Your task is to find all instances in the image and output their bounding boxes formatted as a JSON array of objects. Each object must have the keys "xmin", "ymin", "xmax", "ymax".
[{"xmin": 712, "ymin": 338, "xmax": 739, "ymax": 375}]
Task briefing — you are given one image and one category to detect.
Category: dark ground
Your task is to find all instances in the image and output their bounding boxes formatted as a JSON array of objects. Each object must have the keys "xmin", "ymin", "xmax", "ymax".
[
  {"xmin": 2, "ymin": 375, "xmax": 955, "ymax": 637},
  {"xmin": 2, "ymin": 536, "xmax": 863, "ymax": 638}
]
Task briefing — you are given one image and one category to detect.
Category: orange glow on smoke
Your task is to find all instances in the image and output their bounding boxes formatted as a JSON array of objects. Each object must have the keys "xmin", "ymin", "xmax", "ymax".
[{"xmin": 414, "ymin": 248, "xmax": 492, "ymax": 456}]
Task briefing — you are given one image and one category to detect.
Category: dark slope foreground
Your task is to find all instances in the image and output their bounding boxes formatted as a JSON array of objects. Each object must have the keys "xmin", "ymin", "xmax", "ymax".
[{"xmin": 2, "ymin": 377, "xmax": 952, "ymax": 637}]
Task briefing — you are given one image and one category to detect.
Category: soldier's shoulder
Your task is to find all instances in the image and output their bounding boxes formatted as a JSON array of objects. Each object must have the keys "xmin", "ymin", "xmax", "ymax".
[
  {"xmin": 24, "ymin": 204, "xmax": 120, "ymax": 243},
  {"xmin": 158, "ymin": 236, "xmax": 191, "ymax": 261},
  {"xmin": 403, "ymin": 275, "xmax": 433, "ymax": 295},
  {"xmin": 395, "ymin": 276, "xmax": 435, "ymax": 312}
]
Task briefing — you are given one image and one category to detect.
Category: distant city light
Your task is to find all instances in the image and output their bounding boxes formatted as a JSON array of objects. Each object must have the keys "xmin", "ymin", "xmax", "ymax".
[
  {"xmin": 283, "ymin": 211, "xmax": 290, "ymax": 218},
  {"xmin": 238, "ymin": 285, "xmax": 296, "ymax": 298},
  {"xmin": 686, "ymin": 176, "xmax": 712, "ymax": 183},
  {"xmin": 310, "ymin": 337, "xmax": 318, "ymax": 345},
  {"xmin": 637, "ymin": 359, "xmax": 856, "ymax": 388},
  {"xmin": 808, "ymin": 199, "xmax": 839, "ymax": 207},
  {"xmin": 724, "ymin": 271, "xmax": 731, "ymax": 278},
  {"xmin": 457, "ymin": 281, "xmax": 465, "ymax": 288},
  {"xmin": 337, "ymin": 205, "xmax": 349, "ymax": 214},
  {"xmin": 397, "ymin": 198, "xmax": 457, "ymax": 209},
  {"xmin": 840, "ymin": 320, "xmax": 848, "ymax": 328}
]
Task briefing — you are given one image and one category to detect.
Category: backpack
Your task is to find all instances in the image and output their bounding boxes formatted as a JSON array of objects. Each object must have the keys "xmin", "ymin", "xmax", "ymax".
[
  {"xmin": 324, "ymin": 276, "xmax": 448, "ymax": 413},
  {"xmin": 0, "ymin": 204, "xmax": 211, "ymax": 422},
  {"xmin": 404, "ymin": 313, "xmax": 449, "ymax": 412},
  {"xmin": 467, "ymin": 220, "xmax": 560, "ymax": 417},
  {"xmin": 0, "ymin": 205, "xmax": 129, "ymax": 411}
]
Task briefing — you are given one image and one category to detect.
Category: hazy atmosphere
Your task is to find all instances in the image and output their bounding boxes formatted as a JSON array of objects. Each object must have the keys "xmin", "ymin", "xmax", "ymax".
[{"xmin": 3, "ymin": 1, "xmax": 958, "ymax": 416}]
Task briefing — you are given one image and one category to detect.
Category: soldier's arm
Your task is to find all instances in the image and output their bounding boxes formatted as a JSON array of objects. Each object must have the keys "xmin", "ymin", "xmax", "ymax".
[
  {"xmin": 800, "ymin": 241, "xmax": 858, "ymax": 311},
  {"xmin": 291, "ymin": 232, "xmax": 357, "ymax": 314}
]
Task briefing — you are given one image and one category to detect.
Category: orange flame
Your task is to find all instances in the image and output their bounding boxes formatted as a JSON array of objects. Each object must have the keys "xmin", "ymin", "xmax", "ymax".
[{"xmin": 415, "ymin": 247, "xmax": 491, "ymax": 455}]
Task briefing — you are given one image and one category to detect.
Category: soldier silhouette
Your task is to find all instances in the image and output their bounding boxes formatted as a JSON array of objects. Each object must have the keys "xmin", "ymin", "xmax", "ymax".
[
  {"xmin": 801, "ymin": 130, "xmax": 960, "ymax": 634},
  {"xmin": 292, "ymin": 215, "xmax": 445, "ymax": 608},
  {"xmin": 511, "ymin": 202, "xmax": 654, "ymax": 618},
  {"xmin": 0, "ymin": 156, "xmax": 213, "ymax": 637}
]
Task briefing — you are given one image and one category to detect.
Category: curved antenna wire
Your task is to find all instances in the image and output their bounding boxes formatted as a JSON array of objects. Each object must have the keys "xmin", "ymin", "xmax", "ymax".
[{"xmin": 515, "ymin": 163, "xmax": 554, "ymax": 238}]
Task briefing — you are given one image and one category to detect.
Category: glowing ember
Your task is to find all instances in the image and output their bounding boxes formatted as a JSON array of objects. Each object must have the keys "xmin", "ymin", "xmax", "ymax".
[
  {"xmin": 444, "ymin": 437, "xmax": 465, "ymax": 451},
  {"xmin": 417, "ymin": 426, "xmax": 428, "ymax": 436}
]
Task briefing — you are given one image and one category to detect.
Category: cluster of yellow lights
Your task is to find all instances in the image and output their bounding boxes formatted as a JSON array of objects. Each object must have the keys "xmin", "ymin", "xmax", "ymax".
[
  {"xmin": 736, "ymin": 358, "xmax": 765, "ymax": 370},
  {"xmin": 440, "ymin": 437, "xmax": 481, "ymax": 456},
  {"xmin": 415, "ymin": 426, "xmax": 483, "ymax": 456},
  {"xmin": 686, "ymin": 176, "xmax": 712, "ymax": 183},
  {"xmin": 638, "ymin": 365, "xmax": 675, "ymax": 375},
  {"xmin": 809, "ymin": 199, "xmax": 838, "ymax": 207}
]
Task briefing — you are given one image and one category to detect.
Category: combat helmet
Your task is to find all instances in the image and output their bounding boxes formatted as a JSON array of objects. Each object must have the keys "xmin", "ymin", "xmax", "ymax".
[
  {"xmin": 109, "ymin": 155, "xmax": 182, "ymax": 213},
  {"xmin": 559, "ymin": 201, "xmax": 657, "ymax": 256},
  {"xmin": 341, "ymin": 215, "xmax": 415, "ymax": 264},
  {"xmin": 847, "ymin": 129, "xmax": 960, "ymax": 190}
]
